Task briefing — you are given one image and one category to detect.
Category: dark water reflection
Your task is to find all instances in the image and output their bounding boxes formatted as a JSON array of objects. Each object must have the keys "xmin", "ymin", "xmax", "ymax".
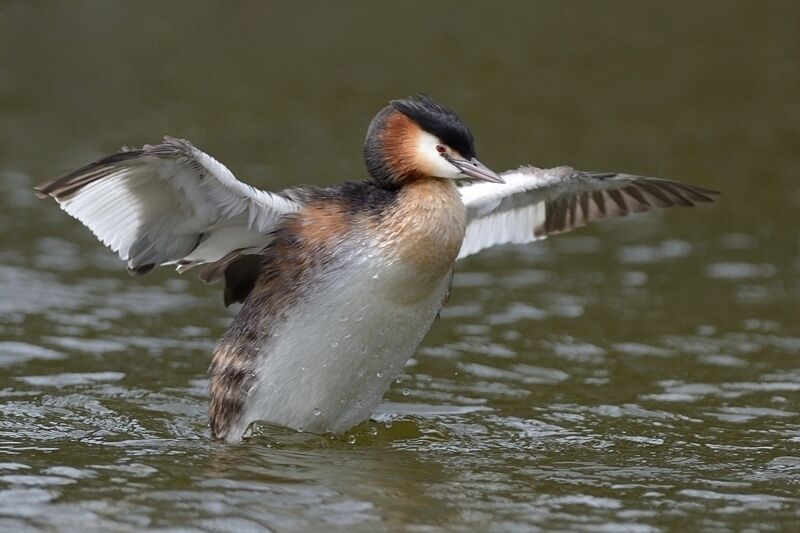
[{"xmin": 1, "ymin": 1, "xmax": 799, "ymax": 531}]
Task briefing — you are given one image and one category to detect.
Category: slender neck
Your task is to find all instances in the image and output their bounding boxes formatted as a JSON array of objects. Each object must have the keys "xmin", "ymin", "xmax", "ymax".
[
  {"xmin": 363, "ymin": 107, "xmax": 420, "ymax": 187},
  {"xmin": 375, "ymin": 177, "xmax": 467, "ymax": 273}
]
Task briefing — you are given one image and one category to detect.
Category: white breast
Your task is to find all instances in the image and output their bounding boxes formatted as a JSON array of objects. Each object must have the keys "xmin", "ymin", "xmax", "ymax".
[{"xmin": 229, "ymin": 241, "xmax": 453, "ymax": 441}]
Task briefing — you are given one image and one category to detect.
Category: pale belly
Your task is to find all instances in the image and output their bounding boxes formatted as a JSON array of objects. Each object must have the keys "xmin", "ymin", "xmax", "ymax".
[{"xmin": 230, "ymin": 251, "xmax": 453, "ymax": 441}]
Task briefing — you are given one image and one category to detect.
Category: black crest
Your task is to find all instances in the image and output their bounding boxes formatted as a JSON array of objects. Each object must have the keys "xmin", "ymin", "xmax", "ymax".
[{"xmin": 391, "ymin": 94, "xmax": 477, "ymax": 159}]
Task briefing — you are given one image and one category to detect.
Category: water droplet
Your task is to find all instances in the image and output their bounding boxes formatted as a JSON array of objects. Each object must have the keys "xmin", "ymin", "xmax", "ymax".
[
  {"xmin": 346, "ymin": 435, "xmax": 356, "ymax": 444},
  {"xmin": 297, "ymin": 427, "xmax": 304, "ymax": 433},
  {"xmin": 372, "ymin": 274, "xmax": 379, "ymax": 279},
  {"xmin": 313, "ymin": 408, "xmax": 321, "ymax": 416},
  {"xmin": 344, "ymin": 334, "xmax": 352, "ymax": 340},
  {"xmin": 368, "ymin": 426, "xmax": 378, "ymax": 436},
  {"xmin": 339, "ymin": 316, "xmax": 349, "ymax": 322},
  {"xmin": 395, "ymin": 377, "xmax": 403, "ymax": 384},
  {"xmin": 402, "ymin": 389, "xmax": 410, "ymax": 396},
  {"xmin": 330, "ymin": 341, "xmax": 339, "ymax": 348},
  {"xmin": 376, "ymin": 372, "xmax": 383, "ymax": 378},
  {"xmin": 384, "ymin": 421, "xmax": 393, "ymax": 429}
]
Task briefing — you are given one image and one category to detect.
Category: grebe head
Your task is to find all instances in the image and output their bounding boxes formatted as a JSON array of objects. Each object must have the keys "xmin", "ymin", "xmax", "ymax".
[{"xmin": 363, "ymin": 94, "xmax": 504, "ymax": 187}]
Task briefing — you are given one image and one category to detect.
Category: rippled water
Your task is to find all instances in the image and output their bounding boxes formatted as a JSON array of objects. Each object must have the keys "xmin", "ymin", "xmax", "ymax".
[{"xmin": 1, "ymin": 2, "xmax": 799, "ymax": 531}]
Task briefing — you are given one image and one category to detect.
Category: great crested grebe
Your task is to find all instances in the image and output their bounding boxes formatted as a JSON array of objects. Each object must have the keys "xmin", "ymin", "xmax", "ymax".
[{"xmin": 36, "ymin": 95, "xmax": 718, "ymax": 443}]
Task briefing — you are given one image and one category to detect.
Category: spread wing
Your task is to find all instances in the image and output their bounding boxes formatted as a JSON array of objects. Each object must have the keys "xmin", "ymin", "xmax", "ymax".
[
  {"xmin": 36, "ymin": 137, "xmax": 301, "ymax": 277},
  {"xmin": 458, "ymin": 166, "xmax": 719, "ymax": 260}
]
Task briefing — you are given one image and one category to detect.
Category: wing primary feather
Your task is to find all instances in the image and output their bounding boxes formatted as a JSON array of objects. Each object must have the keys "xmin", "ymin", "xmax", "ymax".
[
  {"xmin": 458, "ymin": 165, "xmax": 718, "ymax": 260},
  {"xmin": 592, "ymin": 190, "xmax": 607, "ymax": 215},
  {"xmin": 607, "ymin": 189, "xmax": 628, "ymax": 214},
  {"xmin": 623, "ymin": 184, "xmax": 649, "ymax": 209},
  {"xmin": 37, "ymin": 137, "xmax": 300, "ymax": 289},
  {"xmin": 35, "ymin": 150, "xmax": 144, "ymax": 200},
  {"xmin": 578, "ymin": 193, "xmax": 591, "ymax": 222},
  {"xmin": 567, "ymin": 196, "xmax": 578, "ymax": 228},
  {"xmin": 620, "ymin": 187, "xmax": 647, "ymax": 213},
  {"xmin": 656, "ymin": 182, "xmax": 695, "ymax": 207},
  {"xmin": 667, "ymin": 181, "xmax": 718, "ymax": 203},
  {"xmin": 635, "ymin": 181, "xmax": 675, "ymax": 207}
]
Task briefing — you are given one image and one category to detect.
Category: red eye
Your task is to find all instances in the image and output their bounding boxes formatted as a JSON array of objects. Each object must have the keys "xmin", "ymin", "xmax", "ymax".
[{"xmin": 435, "ymin": 144, "xmax": 447, "ymax": 154}]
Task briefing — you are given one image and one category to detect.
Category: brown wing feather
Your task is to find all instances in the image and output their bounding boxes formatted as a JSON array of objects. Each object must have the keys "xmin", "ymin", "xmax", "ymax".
[{"xmin": 537, "ymin": 177, "xmax": 718, "ymax": 236}]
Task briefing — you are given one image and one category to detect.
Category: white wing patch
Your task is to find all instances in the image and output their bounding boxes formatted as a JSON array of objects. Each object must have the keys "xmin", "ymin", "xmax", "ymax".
[
  {"xmin": 458, "ymin": 166, "xmax": 718, "ymax": 260},
  {"xmin": 36, "ymin": 137, "xmax": 301, "ymax": 275},
  {"xmin": 459, "ymin": 196, "xmax": 546, "ymax": 259}
]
